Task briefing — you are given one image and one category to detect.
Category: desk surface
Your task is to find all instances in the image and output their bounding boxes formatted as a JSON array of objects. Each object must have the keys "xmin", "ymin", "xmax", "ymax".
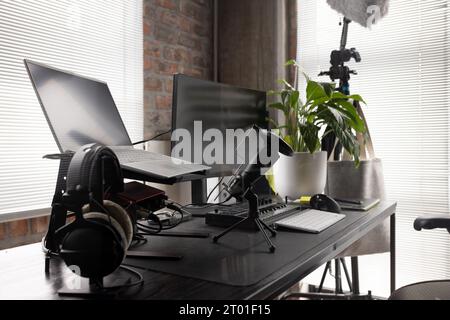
[{"xmin": 0, "ymin": 202, "xmax": 396, "ymax": 300}]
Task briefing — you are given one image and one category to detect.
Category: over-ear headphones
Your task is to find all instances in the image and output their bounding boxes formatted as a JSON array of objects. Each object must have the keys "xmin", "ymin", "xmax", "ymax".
[{"xmin": 56, "ymin": 144, "xmax": 133, "ymax": 279}]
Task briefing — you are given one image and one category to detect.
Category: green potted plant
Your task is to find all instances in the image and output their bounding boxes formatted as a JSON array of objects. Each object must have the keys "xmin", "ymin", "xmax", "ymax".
[{"xmin": 269, "ymin": 60, "xmax": 366, "ymax": 199}]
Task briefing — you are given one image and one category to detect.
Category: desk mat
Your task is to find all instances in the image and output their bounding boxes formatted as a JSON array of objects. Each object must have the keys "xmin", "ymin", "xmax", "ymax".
[{"xmin": 125, "ymin": 213, "xmax": 364, "ymax": 287}]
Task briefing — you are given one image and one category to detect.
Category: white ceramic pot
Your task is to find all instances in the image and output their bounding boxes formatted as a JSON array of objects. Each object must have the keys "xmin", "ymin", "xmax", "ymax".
[{"xmin": 272, "ymin": 151, "xmax": 328, "ymax": 200}]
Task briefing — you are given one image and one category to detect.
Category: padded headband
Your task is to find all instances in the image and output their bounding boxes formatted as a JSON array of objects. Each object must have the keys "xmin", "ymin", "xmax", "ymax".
[{"xmin": 66, "ymin": 143, "xmax": 124, "ymax": 198}]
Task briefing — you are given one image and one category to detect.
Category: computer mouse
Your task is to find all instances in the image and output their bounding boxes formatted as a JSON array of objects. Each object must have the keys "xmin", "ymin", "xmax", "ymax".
[{"xmin": 310, "ymin": 194, "xmax": 342, "ymax": 214}]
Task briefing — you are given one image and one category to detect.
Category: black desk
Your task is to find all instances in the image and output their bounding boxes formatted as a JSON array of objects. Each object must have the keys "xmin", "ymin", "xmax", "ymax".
[{"xmin": 0, "ymin": 202, "xmax": 396, "ymax": 300}]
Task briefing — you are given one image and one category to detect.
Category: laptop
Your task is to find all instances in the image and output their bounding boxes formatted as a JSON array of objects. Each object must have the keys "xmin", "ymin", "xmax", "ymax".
[{"xmin": 24, "ymin": 60, "xmax": 210, "ymax": 179}]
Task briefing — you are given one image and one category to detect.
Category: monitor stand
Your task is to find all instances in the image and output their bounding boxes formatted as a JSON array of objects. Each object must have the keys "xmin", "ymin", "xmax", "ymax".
[
  {"xmin": 186, "ymin": 179, "xmax": 213, "ymax": 218},
  {"xmin": 191, "ymin": 179, "xmax": 208, "ymax": 205}
]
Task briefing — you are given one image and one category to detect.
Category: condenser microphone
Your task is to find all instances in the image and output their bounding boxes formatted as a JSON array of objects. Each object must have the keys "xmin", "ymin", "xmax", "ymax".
[
  {"xmin": 327, "ymin": 0, "xmax": 390, "ymax": 28},
  {"xmin": 222, "ymin": 126, "xmax": 294, "ymax": 202}
]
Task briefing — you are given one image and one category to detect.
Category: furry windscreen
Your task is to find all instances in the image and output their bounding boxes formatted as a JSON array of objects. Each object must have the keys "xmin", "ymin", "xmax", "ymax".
[{"xmin": 326, "ymin": 0, "xmax": 390, "ymax": 28}]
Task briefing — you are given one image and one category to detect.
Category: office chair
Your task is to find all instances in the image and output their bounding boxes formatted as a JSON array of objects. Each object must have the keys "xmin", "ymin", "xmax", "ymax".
[{"xmin": 389, "ymin": 215, "xmax": 450, "ymax": 300}]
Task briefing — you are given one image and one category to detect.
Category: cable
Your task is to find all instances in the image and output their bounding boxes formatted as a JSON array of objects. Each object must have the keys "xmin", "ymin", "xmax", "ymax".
[
  {"xmin": 41, "ymin": 237, "xmax": 59, "ymax": 257},
  {"xmin": 206, "ymin": 177, "xmax": 225, "ymax": 203},
  {"xmin": 132, "ymin": 130, "xmax": 172, "ymax": 146},
  {"xmin": 181, "ymin": 199, "xmax": 233, "ymax": 210},
  {"xmin": 137, "ymin": 221, "xmax": 162, "ymax": 234},
  {"xmin": 90, "ymin": 197, "xmax": 116, "ymax": 226},
  {"xmin": 213, "ymin": 162, "xmax": 247, "ymax": 202},
  {"xmin": 130, "ymin": 234, "xmax": 148, "ymax": 248},
  {"xmin": 136, "ymin": 200, "xmax": 185, "ymax": 237},
  {"xmin": 100, "ymin": 265, "xmax": 144, "ymax": 291}
]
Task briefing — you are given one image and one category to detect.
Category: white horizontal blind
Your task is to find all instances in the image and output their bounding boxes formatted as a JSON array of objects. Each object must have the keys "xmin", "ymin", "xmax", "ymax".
[
  {"xmin": 0, "ymin": 0, "xmax": 143, "ymax": 215},
  {"xmin": 298, "ymin": 0, "xmax": 450, "ymax": 296}
]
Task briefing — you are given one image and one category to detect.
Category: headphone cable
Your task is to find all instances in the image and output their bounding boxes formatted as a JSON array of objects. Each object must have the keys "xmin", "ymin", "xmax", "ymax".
[{"xmin": 104, "ymin": 265, "xmax": 144, "ymax": 291}]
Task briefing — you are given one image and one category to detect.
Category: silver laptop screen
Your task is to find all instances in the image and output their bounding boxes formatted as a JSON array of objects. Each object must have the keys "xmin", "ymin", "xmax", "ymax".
[{"xmin": 25, "ymin": 60, "xmax": 132, "ymax": 152}]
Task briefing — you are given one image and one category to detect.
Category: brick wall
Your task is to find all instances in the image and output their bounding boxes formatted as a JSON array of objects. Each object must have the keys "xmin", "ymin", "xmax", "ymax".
[
  {"xmin": 143, "ymin": 0, "xmax": 214, "ymax": 138},
  {"xmin": 0, "ymin": 216, "xmax": 50, "ymax": 250}
]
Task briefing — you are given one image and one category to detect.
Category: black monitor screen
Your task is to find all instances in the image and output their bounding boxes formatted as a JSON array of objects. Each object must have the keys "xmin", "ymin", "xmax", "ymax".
[
  {"xmin": 25, "ymin": 60, "xmax": 132, "ymax": 153},
  {"xmin": 172, "ymin": 74, "xmax": 268, "ymax": 178}
]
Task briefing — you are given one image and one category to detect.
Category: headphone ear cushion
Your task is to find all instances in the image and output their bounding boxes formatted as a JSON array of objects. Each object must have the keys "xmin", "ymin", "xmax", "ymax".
[
  {"xmin": 83, "ymin": 201, "xmax": 133, "ymax": 249},
  {"xmin": 59, "ymin": 214, "xmax": 125, "ymax": 279},
  {"xmin": 84, "ymin": 213, "xmax": 127, "ymax": 251},
  {"xmin": 102, "ymin": 201, "xmax": 133, "ymax": 249}
]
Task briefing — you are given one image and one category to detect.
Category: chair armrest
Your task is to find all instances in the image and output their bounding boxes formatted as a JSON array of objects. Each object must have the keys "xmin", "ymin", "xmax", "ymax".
[{"xmin": 414, "ymin": 215, "xmax": 450, "ymax": 232}]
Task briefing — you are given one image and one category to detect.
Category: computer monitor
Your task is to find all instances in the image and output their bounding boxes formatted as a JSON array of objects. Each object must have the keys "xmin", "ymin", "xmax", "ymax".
[
  {"xmin": 24, "ymin": 60, "xmax": 132, "ymax": 153},
  {"xmin": 172, "ymin": 74, "xmax": 268, "ymax": 178}
]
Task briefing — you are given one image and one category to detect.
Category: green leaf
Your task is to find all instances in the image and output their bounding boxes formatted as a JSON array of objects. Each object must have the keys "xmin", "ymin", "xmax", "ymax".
[
  {"xmin": 267, "ymin": 118, "xmax": 279, "ymax": 129},
  {"xmin": 300, "ymin": 123, "xmax": 320, "ymax": 154},
  {"xmin": 281, "ymin": 90, "xmax": 289, "ymax": 105},
  {"xmin": 289, "ymin": 91, "xmax": 300, "ymax": 108},
  {"xmin": 308, "ymin": 96, "xmax": 331, "ymax": 109},
  {"xmin": 278, "ymin": 79, "xmax": 294, "ymax": 90},
  {"xmin": 283, "ymin": 135, "xmax": 295, "ymax": 149},
  {"xmin": 332, "ymin": 100, "xmax": 366, "ymax": 132},
  {"xmin": 307, "ymin": 113, "xmax": 316, "ymax": 124},
  {"xmin": 328, "ymin": 107, "xmax": 344, "ymax": 125},
  {"xmin": 329, "ymin": 121, "xmax": 361, "ymax": 166},
  {"xmin": 332, "ymin": 92, "xmax": 366, "ymax": 104},
  {"xmin": 321, "ymin": 82, "xmax": 336, "ymax": 97},
  {"xmin": 306, "ymin": 81, "xmax": 327, "ymax": 101},
  {"xmin": 285, "ymin": 59, "xmax": 298, "ymax": 66},
  {"xmin": 269, "ymin": 102, "xmax": 288, "ymax": 114},
  {"xmin": 348, "ymin": 94, "xmax": 366, "ymax": 104},
  {"xmin": 331, "ymin": 91, "xmax": 349, "ymax": 100}
]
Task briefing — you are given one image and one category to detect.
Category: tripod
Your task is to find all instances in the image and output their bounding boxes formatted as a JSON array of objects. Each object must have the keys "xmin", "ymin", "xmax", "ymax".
[
  {"xmin": 313, "ymin": 17, "xmax": 369, "ymax": 300},
  {"xmin": 213, "ymin": 186, "xmax": 277, "ymax": 253},
  {"xmin": 318, "ymin": 18, "xmax": 361, "ymax": 95}
]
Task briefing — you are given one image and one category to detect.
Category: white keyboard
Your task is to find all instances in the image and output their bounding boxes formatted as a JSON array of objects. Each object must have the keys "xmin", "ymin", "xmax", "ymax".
[{"xmin": 275, "ymin": 209, "xmax": 345, "ymax": 234}]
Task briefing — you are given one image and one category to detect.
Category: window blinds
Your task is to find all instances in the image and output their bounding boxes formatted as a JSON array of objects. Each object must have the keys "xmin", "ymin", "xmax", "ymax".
[
  {"xmin": 298, "ymin": 0, "xmax": 450, "ymax": 296},
  {"xmin": 0, "ymin": 0, "xmax": 143, "ymax": 216}
]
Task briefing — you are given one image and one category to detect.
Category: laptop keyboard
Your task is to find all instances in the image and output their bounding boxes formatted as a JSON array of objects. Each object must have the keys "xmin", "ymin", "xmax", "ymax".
[
  {"xmin": 112, "ymin": 148, "xmax": 169, "ymax": 164},
  {"xmin": 111, "ymin": 147, "xmax": 211, "ymax": 179}
]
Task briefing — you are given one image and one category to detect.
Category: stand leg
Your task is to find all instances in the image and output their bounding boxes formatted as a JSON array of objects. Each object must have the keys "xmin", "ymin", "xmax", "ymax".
[
  {"xmin": 255, "ymin": 219, "xmax": 276, "ymax": 253},
  {"xmin": 340, "ymin": 258, "xmax": 353, "ymax": 292},
  {"xmin": 318, "ymin": 262, "xmax": 331, "ymax": 293},
  {"xmin": 213, "ymin": 217, "xmax": 276, "ymax": 253},
  {"xmin": 335, "ymin": 259, "xmax": 343, "ymax": 294},
  {"xmin": 390, "ymin": 213, "xmax": 396, "ymax": 293},
  {"xmin": 259, "ymin": 219, "xmax": 277, "ymax": 237},
  {"xmin": 213, "ymin": 188, "xmax": 276, "ymax": 253},
  {"xmin": 213, "ymin": 218, "xmax": 248, "ymax": 243},
  {"xmin": 351, "ymin": 257, "xmax": 360, "ymax": 295},
  {"xmin": 45, "ymin": 254, "xmax": 51, "ymax": 275}
]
